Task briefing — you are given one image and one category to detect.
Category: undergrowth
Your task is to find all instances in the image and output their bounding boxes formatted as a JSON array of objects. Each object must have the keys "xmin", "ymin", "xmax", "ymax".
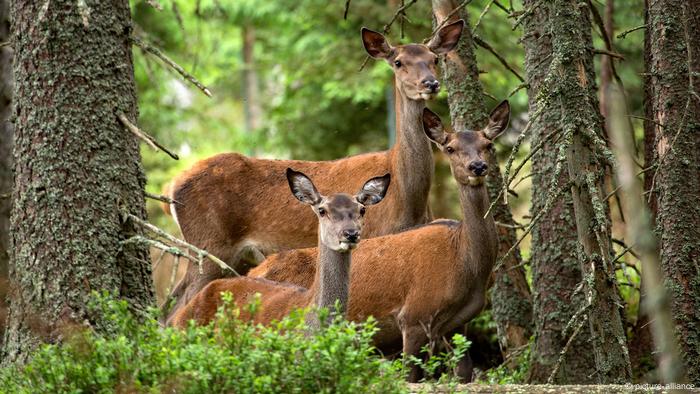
[{"xmin": 0, "ymin": 292, "xmax": 407, "ymax": 393}]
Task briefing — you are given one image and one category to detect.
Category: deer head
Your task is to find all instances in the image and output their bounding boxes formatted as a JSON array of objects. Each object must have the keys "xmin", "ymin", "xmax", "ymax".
[
  {"xmin": 361, "ymin": 20, "xmax": 464, "ymax": 101},
  {"xmin": 286, "ymin": 169, "xmax": 391, "ymax": 252},
  {"xmin": 422, "ymin": 101, "xmax": 510, "ymax": 186}
]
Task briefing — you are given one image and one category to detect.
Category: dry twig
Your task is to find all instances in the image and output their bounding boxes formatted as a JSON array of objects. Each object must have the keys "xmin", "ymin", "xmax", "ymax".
[
  {"xmin": 117, "ymin": 112, "xmax": 179, "ymax": 160},
  {"xmin": 132, "ymin": 36, "xmax": 212, "ymax": 98}
]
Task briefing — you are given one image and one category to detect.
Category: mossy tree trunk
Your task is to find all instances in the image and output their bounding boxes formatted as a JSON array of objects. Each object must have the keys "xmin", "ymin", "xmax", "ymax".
[
  {"xmin": 431, "ymin": 0, "xmax": 533, "ymax": 359},
  {"xmin": 646, "ymin": 0, "xmax": 700, "ymax": 383},
  {"xmin": 0, "ymin": 0, "xmax": 11, "ymax": 347},
  {"xmin": 521, "ymin": 0, "xmax": 598, "ymax": 383},
  {"xmin": 544, "ymin": 0, "xmax": 631, "ymax": 383},
  {"xmin": 2, "ymin": 0, "xmax": 153, "ymax": 364}
]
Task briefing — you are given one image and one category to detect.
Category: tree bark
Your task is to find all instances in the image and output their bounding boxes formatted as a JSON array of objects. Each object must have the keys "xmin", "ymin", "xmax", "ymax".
[
  {"xmin": 0, "ymin": 0, "xmax": 12, "ymax": 348},
  {"xmin": 2, "ymin": 0, "xmax": 153, "ymax": 365},
  {"xmin": 521, "ymin": 1, "xmax": 598, "ymax": 384},
  {"xmin": 646, "ymin": 0, "xmax": 700, "ymax": 383},
  {"xmin": 546, "ymin": 0, "xmax": 631, "ymax": 383},
  {"xmin": 431, "ymin": 0, "xmax": 533, "ymax": 360}
]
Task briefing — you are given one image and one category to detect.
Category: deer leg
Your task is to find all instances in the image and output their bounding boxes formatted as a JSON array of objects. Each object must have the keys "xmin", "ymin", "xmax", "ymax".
[{"xmin": 402, "ymin": 325, "xmax": 429, "ymax": 383}]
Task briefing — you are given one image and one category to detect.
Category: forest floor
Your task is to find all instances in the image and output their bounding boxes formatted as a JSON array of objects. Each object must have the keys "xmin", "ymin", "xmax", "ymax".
[{"xmin": 408, "ymin": 383, "xmax": 699, "ymax": 393}]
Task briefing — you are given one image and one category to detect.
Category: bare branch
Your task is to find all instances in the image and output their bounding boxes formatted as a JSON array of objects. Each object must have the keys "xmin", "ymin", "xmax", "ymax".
[
  {"xmin": 594, "ymin": 48, "xmax": 625, "ymax": 60},
  {"xmin": 343, "ymin": 0, "xmax": 351, "ymax": 19},
  {"xmin": 145, "ymin": 191, "xmax": 182, "ymax": 206},
  {"xmin": 617, "ymin": 24, "xmax": 647, "ymax": 40},
  {"xmin": 131, "ymin": 36, "xmax": 212, "ymax": 98},
  {"xmin": 117, "ymin": 112, "xmax": 179, "ymax": 160},
  {"xmin": 474, "ymin": 36, "xmax": 525, "ymax": 82},
  {"xmin": 123, "ymin": 212, "xmax": 238, "ymax": 276}
]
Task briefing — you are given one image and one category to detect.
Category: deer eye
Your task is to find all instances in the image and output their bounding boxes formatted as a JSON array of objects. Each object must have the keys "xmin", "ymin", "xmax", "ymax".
[
  {"xmin": 434, "ymin": 56, "xmax": 439, "ymax": 65},
  {"xmin": 394, "ymin": 60, "xmax": 402, "ymax": 67},
  {"xmin": 445, "ymin": 146, "xmax": 455, "ymax": 154},
  {"xmin": 359, "ymin": 207, "xmax": 366, "ymax": 216},
  {"xmin": 486, "ymin": 142, "xmax": 494, "ymax": 150},
  {"xmin": 318, "ymin": 207, "xmax": 326, "ymax": 217}
]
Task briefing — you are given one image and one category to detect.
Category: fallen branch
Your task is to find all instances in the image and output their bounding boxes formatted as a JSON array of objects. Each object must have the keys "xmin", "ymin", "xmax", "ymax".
[
  {"xmin": 132, "ymin": 36, "xmax": 212, "ymax": 98},
  {"xmin": 117, "ymin": 112, "xmax": 179, "ymax": 160}
]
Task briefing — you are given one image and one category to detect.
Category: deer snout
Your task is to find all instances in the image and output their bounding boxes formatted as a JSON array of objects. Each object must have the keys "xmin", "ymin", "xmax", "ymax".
[
  {"xmin": 342, "ymin": 229, "xmax": 360, "ymax": 243},
  {"xmin": 468, "ymin": 161, "xmax": 488, "ymax": 176},
  {"xmin": 422, "ymin": 79, "xmax": 440, "ymax": 93}
]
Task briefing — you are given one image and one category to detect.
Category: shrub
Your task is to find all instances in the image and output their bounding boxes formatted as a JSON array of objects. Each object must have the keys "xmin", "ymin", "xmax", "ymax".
[{"xmin": 0, "ymin": 292, "xmax": 408, "ymax": 394}]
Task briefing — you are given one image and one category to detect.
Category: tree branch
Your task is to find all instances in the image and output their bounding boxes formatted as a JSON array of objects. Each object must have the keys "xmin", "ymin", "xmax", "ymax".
[
  {"xmin": 117, "ymin": 112, "xmax": 179, "ymax": 160},
  {"xmin": 131, "ymin": 36, "xmax": 212, "ymax": 98},
  {"xmin": 474, "ymin": 35, "xmax": 525, "ymax": 82}
]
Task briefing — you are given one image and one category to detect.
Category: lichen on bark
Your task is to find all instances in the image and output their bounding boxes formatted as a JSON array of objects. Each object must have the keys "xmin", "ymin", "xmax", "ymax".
[{"xmin": 2, "ymin": 0, "xmax": 153, "ymax": 365}]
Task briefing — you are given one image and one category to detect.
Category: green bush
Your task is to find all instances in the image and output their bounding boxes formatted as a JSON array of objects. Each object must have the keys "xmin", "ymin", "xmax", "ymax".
[{"xmin": 0, "ymin": 292, "xmax": 408, "ymax": 394}]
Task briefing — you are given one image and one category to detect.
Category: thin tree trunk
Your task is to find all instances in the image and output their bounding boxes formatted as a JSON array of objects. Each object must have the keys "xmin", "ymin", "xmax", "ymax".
[
  {"xmin": 0, "ymin": 0, "xmax": 12, "ymax": 348},
  {"xmin": 608, "ymin": 84, "xmax": 688, "ymax": 385},
  {"xmin": 521, "ymin": 0, "xmax": 597, "ymax": 383},
  {"xmin": 242, "ymin": 25, "xmax": 262, "ymax": 133},
  {"xmin": 630, "ymin": 0, "xmax": 656, "ymax": 376},
  {"xmin": 647, "ymin": 0, "xmax": 700, "ymax": 383},
  {"xmin": 431, "ymin": 0, "xmax": 533, "ymax": 360},
  {"xmin": 547, "ymin": 0, "xmax": 631, "ymax": 382},
  {"xmin": 2, "ymin": 0, "xmax": 153, "ymax": 364}
]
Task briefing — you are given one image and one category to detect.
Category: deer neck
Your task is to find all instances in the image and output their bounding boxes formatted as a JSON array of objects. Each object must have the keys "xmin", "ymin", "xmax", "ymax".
[
  {"xmin": 310, "ymin": 240, "xmax": 351, "ymax": 320},
  {"xmin": 390, "ymin": 80, "xmax": 434, "ymax": 224},
  {"xmin": 457, "ymin": 183, "xmax": 498, "ymax": 281}
]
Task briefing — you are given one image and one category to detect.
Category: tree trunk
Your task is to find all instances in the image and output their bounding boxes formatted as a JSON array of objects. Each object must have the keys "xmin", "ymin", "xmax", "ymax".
[
  {"xmin": 0, "ymin": 0, "xmax": 12, "ymax": 348},
  {"xmin": 630, "ymin": 0, "xmax": 656, "ymax": 376},
  {"xmin": 2, "ymin": 0, "xmax": 153, "ymax": 365},
  {"xmin": 522, "ymin": 0, "xmax": 598, "ymax": 383},
  {"xmin": 546, "ymin": 0, "xmax": 631, "ymax": 383},
  {"xmin": 242, "ymin": 25, "xmax": 262, "ymax": 133},
  {"xmin": 647, "ymin": 0, "xmax": 700, "ymax": 383},
  {"xmin": 431, "ymin": 0, "xmax": 533, "ymax": 360}
]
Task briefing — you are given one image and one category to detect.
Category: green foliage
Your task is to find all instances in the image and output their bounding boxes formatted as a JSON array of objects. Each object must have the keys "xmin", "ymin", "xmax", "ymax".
[
  {"xmin": 479, "ymin": 343, "xmax": 531, "ymax": 384},
  {"xmin": 0, "ymin": 292, "xmax": 408, "ymax": 394},
  {"xmin": 408, "ymin": 333, "xmax": 471, "ymax": 387}
]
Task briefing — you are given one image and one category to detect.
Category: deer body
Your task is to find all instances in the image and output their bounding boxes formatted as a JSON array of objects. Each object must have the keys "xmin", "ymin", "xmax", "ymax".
[
  {"xmin": 250, "ymin": 102, "xmax": 510, "ymax": 381},
  {"xmin": 171, "ymin": 170, "xmax": 391, "ymax": 329},
  {"xmin": 165, "ymin": 21, "xmax": 465, "ymax": 322}
]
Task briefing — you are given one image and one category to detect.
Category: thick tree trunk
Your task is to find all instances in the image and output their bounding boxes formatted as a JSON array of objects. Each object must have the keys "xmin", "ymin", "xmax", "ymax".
[
  {"xmin": 2, "ymin": 0, "xmax": 153, "ymax": 365},
  {"xmin": 521, "ymin": 0, "xmax": 597, "ymax": 383},
  {"xmin": 647, "ymin": 0, "xmax": 700, "ymax": 383},
  {"xmin": 547, "ymin": 0, "xmax": 631, "ymax": 383},
  {"xmin": 431, "ymin": 0, "xmax": 533, "ymax": 361},
  {"xmin": 0, "ymin": 0, "xmax": 12, "ymax": 348}
]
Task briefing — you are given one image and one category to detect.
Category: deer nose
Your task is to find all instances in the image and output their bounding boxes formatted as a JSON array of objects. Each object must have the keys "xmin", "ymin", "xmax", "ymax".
[
  {"xmin": 469, "ymin": 161, "xmax": 489, "ymax": 176},
  {"xmin": 343, "ymin": 229, "xmax": 360, "ymax": 243},
  {"xmin": 422, "ymin": 79, "xmax": 440, "ymax": 93}
]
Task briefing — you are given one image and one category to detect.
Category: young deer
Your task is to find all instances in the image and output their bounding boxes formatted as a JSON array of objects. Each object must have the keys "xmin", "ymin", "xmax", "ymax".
[
  {"xmin": 249, "ymin": 102, "xmax": 510, "ymax": 382},
  {"xmin": 170, "ymin": 169, "xmax": 391, "ymax": 329},
  {"xmin": 164, "ymin": 20, "xmax": 465, "ymax": 322}
]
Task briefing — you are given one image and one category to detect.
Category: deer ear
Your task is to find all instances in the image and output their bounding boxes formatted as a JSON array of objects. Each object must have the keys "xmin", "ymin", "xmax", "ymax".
[
  {"xmin": 422, "ymin": 108, "xmax": 448, "ymax": 145},
  {"xmin": 286, "ymin": 168, "xmax": 322, "ymax": 205},
  {"xmin": 484, "ymin": 100, "xmax": 510, "ymax": 140},
  {"xmin": 361, "ymin": 27, "xmax": 393, "ymax": 59},
  {"xmin": 356, "ymin": 174, "xmax": 391, "ymax": 206},
  {"xmin": 427, "ymin": 19, "xmax": 464, "ymax": 54}
]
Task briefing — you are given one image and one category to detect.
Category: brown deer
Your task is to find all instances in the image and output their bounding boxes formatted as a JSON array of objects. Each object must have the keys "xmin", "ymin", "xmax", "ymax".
[
  {"xmin": 164, "ymin": 20, "xmax": 465, "ymax": 322},
  {"xmin": 249, "ymin": 102, "xmax": 510, "ymax": 382},
  {"xmin": 170, "ymin": 169, "xmax": 391, "ymax": 329}
]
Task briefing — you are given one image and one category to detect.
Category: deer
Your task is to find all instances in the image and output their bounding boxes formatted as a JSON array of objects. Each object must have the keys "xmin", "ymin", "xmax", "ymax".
[
  {"xmin": 170, "ymin": 169, "xmax": 391, "ymax": 329},
  {"xmin": 248, "ymin": 102, "xmax": 510, "ymax": 382},
  {"xmin": 163, "ymin": 20, "xmax": 466, "ymax": 323}
]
